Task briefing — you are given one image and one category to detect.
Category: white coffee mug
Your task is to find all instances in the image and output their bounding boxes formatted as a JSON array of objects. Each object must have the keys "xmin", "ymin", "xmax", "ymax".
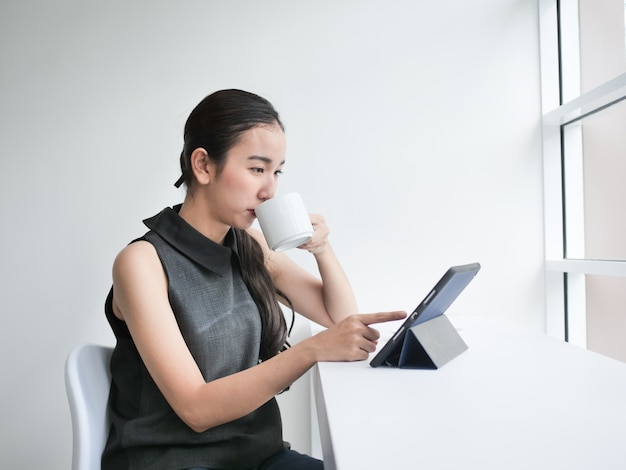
[{"xmin": 255, "ymin": 192, "xmax": 313, "ymax": 252}]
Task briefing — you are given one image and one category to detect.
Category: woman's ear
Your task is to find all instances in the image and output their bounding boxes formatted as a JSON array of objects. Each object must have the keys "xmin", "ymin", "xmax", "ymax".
[{"xmin": 190, "ymin": 148, "xmax": 213, "ymax": 185}]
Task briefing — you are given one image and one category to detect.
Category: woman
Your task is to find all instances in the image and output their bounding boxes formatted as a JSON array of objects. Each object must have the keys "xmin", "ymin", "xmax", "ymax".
[{"xmin": 102, "ymin": 89, "xmax": 405, "ymax": 470}]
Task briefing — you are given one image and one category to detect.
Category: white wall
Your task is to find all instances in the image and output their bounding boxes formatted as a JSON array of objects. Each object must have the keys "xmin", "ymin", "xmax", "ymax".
[{"xmin": 0, "ymin": 0, "xmax": 543, "ymax": 468}]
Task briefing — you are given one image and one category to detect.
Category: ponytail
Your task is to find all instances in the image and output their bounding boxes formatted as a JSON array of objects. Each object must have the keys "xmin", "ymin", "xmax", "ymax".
[{"xmin": 234, "ymin": 229, "xmax": 291, "ymax": 361}]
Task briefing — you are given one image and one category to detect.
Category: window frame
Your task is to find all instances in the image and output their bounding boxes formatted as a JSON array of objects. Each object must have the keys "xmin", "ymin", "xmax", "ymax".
[{"xmin": 539, "ymin": 0, "xmax": 626, "ymax": 346}]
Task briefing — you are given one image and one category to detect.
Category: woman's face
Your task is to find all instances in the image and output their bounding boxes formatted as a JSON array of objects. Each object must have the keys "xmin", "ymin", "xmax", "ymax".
[{"xmin": 206, "ymin": 123, "xmax": 286, "ymax": 230}]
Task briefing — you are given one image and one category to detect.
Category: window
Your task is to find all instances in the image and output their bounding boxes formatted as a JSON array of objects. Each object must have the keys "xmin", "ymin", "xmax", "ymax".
[{"xmin": 539, "ymin": 0, "xmax": 626, "ymax": 362}]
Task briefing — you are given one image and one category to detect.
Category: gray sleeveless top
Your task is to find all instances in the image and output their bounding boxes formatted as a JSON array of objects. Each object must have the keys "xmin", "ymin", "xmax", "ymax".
[{"xmin": 102, "ymin": 206, "xmax": 284, "ymax": 470}]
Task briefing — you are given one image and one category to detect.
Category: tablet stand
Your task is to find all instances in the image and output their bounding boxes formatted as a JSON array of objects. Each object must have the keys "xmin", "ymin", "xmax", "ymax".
[{"xmin": 398, "ymin": 314, "xmax": 468, "ymax": 369}]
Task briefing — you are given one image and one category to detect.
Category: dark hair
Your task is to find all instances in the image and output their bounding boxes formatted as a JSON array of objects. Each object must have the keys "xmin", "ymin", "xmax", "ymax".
[
  {"xmin": 234, "ymin": 228, "xmax": 293, "ymax": 361},
  {"xmin": 174, "ymin": 89, "xmax": 284, "ymax": 188},
  {"xmin": 178, "ymin": 89, "xmax": 289, "ymax": 361}
]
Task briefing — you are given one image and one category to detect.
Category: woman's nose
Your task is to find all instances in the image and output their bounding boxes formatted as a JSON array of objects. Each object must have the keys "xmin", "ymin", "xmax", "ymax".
[{"xmin": 259, "ymin": 177, "xmax": 277, "ymax": 201}]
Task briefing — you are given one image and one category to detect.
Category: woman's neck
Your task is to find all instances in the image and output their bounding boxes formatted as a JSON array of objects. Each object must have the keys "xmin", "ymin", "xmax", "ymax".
[{"xmin": 178, "ymin": 195, "xmax": 230, "ymax": 245}]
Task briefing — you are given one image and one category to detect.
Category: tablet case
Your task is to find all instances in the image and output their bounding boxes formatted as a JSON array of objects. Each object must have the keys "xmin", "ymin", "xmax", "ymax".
[{"xmin": 398, "ymin": 314, "xmax": 468, "ymax": 369}]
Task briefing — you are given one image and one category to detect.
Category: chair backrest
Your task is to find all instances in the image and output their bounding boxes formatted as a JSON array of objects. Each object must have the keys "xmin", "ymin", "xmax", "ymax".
[{"xmin": 65, "ymin": 344, "xmax": 114, "ymax": 470}]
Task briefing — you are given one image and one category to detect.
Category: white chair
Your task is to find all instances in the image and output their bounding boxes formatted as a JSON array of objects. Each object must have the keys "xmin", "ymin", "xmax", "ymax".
[{"xmin": 65, "ymin": 344, "xmax": 114, "ymax": 470}]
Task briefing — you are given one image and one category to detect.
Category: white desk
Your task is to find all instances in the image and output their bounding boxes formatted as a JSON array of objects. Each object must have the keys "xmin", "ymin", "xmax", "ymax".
[{"xmin": 313, "ymin": 316, "xmax": 626, "ymax": 469}]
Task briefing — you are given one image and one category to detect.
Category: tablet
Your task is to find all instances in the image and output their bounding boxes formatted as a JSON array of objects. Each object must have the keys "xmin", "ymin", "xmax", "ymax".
[{"xmin": 369, "ymin": 262, "xmax": 481, "ymax": 367}]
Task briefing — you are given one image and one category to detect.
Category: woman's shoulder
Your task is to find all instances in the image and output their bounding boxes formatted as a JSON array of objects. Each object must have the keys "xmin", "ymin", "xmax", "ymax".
[
  {"xmin": 110, "ymin": 238, "xmax": 167, "ymax": 322},
  {"xmin": 113, "ymin": 239, "xmax": 161, "ymax": 278}
]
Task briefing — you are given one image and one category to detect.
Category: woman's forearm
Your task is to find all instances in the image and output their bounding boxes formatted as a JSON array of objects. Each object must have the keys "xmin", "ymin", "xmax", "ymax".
[
  {"xmin": 185, "ymin": 310, "xmax": 403, "ymax": 432},
  {"xmin": 313, "ymin": 244, "xmax": 359, "ymax": 323}
]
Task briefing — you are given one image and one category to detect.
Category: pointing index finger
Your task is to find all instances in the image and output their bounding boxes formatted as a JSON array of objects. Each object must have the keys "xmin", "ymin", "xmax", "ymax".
[{"xmin": 356, "ymin": 311, "xmax": 407, "ymax": 326}]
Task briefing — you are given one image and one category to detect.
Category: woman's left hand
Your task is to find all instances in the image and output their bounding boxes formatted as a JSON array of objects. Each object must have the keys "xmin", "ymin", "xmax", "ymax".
[{"xmin": 299, "ymin": 214, "xmax": 330, "ymax": 254}]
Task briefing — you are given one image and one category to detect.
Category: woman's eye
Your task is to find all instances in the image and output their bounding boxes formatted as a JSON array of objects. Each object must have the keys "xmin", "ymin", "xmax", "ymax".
[
  {"xmin": 274, "ymin": 169, "xmax": 283, "ymax": 176},
  {"xmin": 251, "ymin": 167, "xmax": 264, "ymax": 174}
]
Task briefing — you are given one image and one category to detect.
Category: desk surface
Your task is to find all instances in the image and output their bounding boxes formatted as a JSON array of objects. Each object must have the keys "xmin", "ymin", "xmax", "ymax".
[{"xmin": 313, "ymin": 316, "xmax": 626, "ymax": 470}]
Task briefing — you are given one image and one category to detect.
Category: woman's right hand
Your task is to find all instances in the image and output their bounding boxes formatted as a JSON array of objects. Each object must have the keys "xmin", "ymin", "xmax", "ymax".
[{"xmin": 308, "ymin": 311, "xmax": 407, "ymax": 362}]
